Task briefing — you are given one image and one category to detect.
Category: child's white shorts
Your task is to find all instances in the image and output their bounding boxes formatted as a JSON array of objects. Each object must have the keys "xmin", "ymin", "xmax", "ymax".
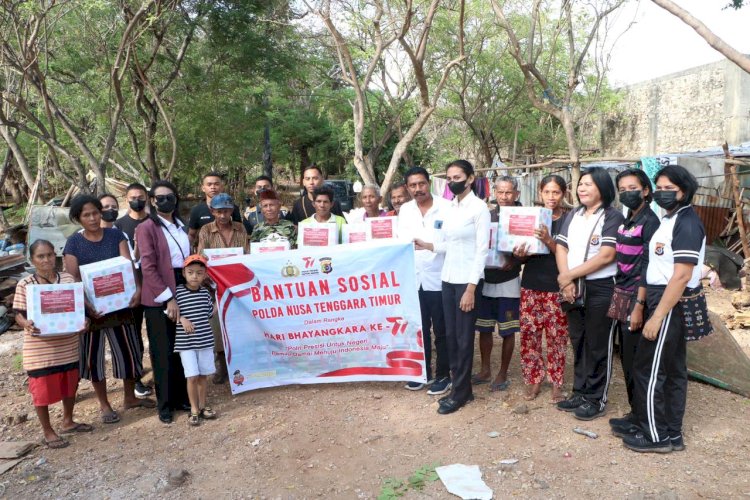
[{"xmin": 179, "ymin": 348, "xmax": 215, "ymax": 378}]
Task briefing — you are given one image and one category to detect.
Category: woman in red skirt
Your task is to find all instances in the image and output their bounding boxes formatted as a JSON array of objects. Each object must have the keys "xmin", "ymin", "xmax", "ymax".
[{"xmin": 13, "ymin": 240, "xmax": 91, "ymax": 448}]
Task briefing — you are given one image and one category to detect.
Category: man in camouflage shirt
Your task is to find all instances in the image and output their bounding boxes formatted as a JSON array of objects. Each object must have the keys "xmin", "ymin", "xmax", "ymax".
[{"xmin": 250, "ymin": 190, "xmax": 297, "ymax": 248}]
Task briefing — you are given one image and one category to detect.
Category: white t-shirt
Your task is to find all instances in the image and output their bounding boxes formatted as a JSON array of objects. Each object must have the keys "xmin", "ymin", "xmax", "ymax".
[{"xmin": 557, "ymin": 206, "xmax": 623, "ymax": 280}]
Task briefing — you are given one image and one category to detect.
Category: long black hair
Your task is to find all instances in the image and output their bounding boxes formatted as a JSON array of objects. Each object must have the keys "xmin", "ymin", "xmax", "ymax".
[
  {"xmin": 577, "ymin": 167, "xmax": 616, "ymax": 208},
  {"xmin": 654, "ymin": 165, "xmax": 698, "ymax": 207},
  {"xmin": 148, "ymin": 180, "xmax": 183, "ymax": 225},
  {"xmin": 539, "ymin": 174, "xmax": 567, "ymax": 194},
  {"xmin": 616, "ymin": 168, "xmax": 653, "ymax": 202}
]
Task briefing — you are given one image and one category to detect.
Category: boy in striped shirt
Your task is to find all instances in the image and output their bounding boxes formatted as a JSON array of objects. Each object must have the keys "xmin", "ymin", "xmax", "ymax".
[{"xmin": 175, "ymin": 255, "xmax": 218, "ymax": 426}]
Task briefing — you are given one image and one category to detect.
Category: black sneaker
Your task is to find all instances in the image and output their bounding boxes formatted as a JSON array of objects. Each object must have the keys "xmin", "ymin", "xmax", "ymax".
[
  {"xmin": 574, "ymin": 401, "xmax": 607, "ymax": 421},
  {"xmin": 608, "ymin": 412, "xmax": 636, "ymax": 428},
  {"xmin": 556, "ymin": 394, "xmax": 585, "ymax": 412},
  {"xmin": 670, "ymin": 434, "xmax": 685, "ymax": 452},
  {"xmin": 439, "ymin": 393, "xmax": 473, "ymax": 405},
  {"xmin": 611, "ymin": 421, "xmax": 640, "ymax": 438},
  {"xmin": 427, "ymin": 377, "xmax": 451, "ymax": 396},
  {"xmin": 135, "ymin": 381, "xmax": 153, "ymax": 398},
  {"xmin": 622, "ymin": 432, "xmax": 672, "ymax": 453}
]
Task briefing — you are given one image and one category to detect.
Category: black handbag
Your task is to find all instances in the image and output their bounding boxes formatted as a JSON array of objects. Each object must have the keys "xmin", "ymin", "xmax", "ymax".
[
  {"xmin": 559, "ymin": 211, "xmax": 605, "ymax": 313},
  {"xmin": 680, "ymin": 285, "xmax": 713, "ymax": 341}
]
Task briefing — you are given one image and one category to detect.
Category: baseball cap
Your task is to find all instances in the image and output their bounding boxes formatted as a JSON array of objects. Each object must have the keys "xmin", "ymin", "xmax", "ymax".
[
  {"xmin": 210, "ymin": 193, "xmax": 234, "ymax": 210},
  {"xmin": 183, "ymin": 254, "xmax": 207, "ymax": 268}
]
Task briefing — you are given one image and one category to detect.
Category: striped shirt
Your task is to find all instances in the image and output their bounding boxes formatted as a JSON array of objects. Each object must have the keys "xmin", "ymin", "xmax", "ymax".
[
  {"xmin": 615, "ymin": 207, "xmax": 660, "ymax": 290},
  {"xmin": 13, "ymin": 273, "xmax": 80, "ymax": 372},
  {"xmin": 197, "ymin": 221, "xmax": 249, "ymax": 255},
  {"xmin": 173, "ymin": 285, "xmax": 215, "ymax": 352}
]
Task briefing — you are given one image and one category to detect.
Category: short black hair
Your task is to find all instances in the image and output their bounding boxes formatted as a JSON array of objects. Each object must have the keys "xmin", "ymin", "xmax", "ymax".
[
  {"xmin": 29, "ymin": 239, "xmax": 55, "ymax": 257},
  {"xmin": 302, "ymin": 164, "xmax": 323, "ymax": 178},
  {"xmin": 125, "ymin": 183, "xmax": 148, "ymax": 196},
  {"xmin": 255, "ymin": 175, "xmax": 273, "ymax": 186},
  {"xmin": 404, "ymin": 166, "xmax": 430, "ymax": 185},
  {"xmin": 654, "ymin": 164, "xmax": 698, "ymax": 207},
  {"xmin": 539, "ymin": 174, "xmax": 567, "ymax": 194},
  {"xmin": 616, "ymin": 168, "xmax": 654, "ymax": 202},
  {"xmin": 312, "ymin": 185, "xmax": 334, "ymax": 203},
  {"xmin": 445, "ymin": 159, "xmax": 474, "ymax": 177},
  {"xmin": 69, "ymin": 194, "xmax": 102, "ymax": 223},
  {"xmin": 578, "ymin": 167, "xmax": 616, "ymax": 208},
  {"xmin": 202, "ymin": 171, "xmax": 224, "ymax": 183},
  {"xmin": 98, "ymin": 193, "xmax": 119, "ymax": 206}
]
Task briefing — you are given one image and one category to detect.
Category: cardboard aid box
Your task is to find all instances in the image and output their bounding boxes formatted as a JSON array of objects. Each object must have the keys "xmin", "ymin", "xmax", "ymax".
[
  {"xmin": 486, "ymin": 222, "xmax": 508, "ymax": 268},
  {"xmin": 202, "ymin": 247, "xmax": 245, "ymax": 261},
  {"xmin": 250, "ymin": 239, "xmax": 291, "ymax": 253},
  {"xmin": 342, "ymin": 223, "xmax": 369, "ymax": 244},
  {"xmin": 297, "ymin": 222, "xmax": 338, "ymax": 247},
  {"xmin": 79, "ymin": 256, "xmax": 136, "ymax": 315},
  {"xmin": 496, "ymin": 207, "xmax": 552, "ymax": 254},
  {"xmin": 367, "ymin": 216, "xmax": 398, "ymax": 240},
  {"xmin": 26, "ymin": 282, "xmax": 86, "ymax": 335}
]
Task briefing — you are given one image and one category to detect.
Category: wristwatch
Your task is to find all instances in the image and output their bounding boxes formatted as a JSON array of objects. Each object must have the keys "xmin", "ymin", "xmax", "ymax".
[{"xmin": 635, "ymin": 298, "xmax": 646, "ymax": 306}]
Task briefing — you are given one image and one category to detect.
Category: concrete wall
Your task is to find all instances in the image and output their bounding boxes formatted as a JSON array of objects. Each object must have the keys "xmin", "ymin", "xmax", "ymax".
[{"xmin": 600, "ymin": 59, "xmax": 750, "ymax": 157}]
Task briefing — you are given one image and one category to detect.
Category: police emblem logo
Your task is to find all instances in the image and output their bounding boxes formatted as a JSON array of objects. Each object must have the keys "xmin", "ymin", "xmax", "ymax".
[
  {"xmin": 655, "ymin": 243, "xmax": 665, "ymax": 256},
  {"xmin": 319, "ymin": 257, "xmax": 333, "ymax": 274},
  {"xmin": 590, "ymin": 234, "xmax": 600, "ymax": 245},
  {"xmin": 281, "ymin": 261, "xmax": 301, "ymax": 278}
]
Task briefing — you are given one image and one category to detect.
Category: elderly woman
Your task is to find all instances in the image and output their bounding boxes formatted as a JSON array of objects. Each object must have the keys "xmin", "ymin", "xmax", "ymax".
[
  {"xmin": 360, "ymin": 184, "xmax": 387, "ymax": 219},
  {"xmin": 63, "ymin": 195, "xmax": 152, "ymax": 425},
  {"xmin": 14, "ymin": 240, "xmax": 92, "ymax": 448},
  {"xmin": 136, "ymin": 180, "xmax": 192, "ymax": 424}
]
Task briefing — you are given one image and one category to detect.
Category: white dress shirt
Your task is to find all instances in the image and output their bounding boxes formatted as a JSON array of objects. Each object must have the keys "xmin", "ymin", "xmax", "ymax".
[
  {"xmin": 154, "ymin": 215, "xmax": 190, "ymax": 303},
  {"xmin": 398, "ymin": 197, "xmax": 451, "ymax": 291},
  {"xmin": 432, "ymin": 191, "xmax": 490, "ymax": 285}
]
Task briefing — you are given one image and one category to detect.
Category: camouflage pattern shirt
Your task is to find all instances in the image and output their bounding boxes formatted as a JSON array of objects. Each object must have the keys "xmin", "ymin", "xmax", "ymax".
[{"xmin": 250, "ymin": 219, "xmax": 298, "ymax": 248}]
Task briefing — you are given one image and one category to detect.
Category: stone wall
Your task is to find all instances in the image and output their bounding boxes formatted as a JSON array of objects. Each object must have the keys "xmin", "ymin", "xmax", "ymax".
[{"xmin": 598, "ymin": 59, "xmax": 750, "ymax": 157}]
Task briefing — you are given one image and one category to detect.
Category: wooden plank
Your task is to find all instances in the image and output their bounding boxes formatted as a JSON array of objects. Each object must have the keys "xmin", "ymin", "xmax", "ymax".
[
  {"xmin": 0, "ymin": 458, "xmax": 23, "ymax": 475},
  {"xmin": 0, "ymin": 441, "xmax": 36, "ymax": 459}
]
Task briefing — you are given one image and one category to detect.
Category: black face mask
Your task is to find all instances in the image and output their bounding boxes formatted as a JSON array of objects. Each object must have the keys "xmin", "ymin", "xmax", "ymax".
[
  {"xmin": 653, "ymin": 190, "xmax": 679, "ymax": 210},
  {"xmin": 155, "ymin": 194, "xmax": 177, "ymax": 213},
  {"xmin": 101, "ymin": 209, "xmax": 118, "ymax": 223},
  {"xmin": 448, "ymin": 180, "xmax": 467, "ymax": 196},
  {"xmin": 619, "ymin": 191, "xmax": 643, "ymax": 211},
  {"xmin": 128, "ymin": 199, "xmax": 146, "ymax": 212}
]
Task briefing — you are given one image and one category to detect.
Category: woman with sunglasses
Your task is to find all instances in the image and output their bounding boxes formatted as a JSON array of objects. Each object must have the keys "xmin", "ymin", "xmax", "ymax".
[{"xmin": 136, "ymin": 181, "xmax": 191, "ymax": 424}]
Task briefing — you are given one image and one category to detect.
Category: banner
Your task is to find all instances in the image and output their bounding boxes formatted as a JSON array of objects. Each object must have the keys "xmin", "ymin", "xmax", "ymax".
[{"xmin": 207, "ymin": 242, "xmax": 426, "ymax": 394}]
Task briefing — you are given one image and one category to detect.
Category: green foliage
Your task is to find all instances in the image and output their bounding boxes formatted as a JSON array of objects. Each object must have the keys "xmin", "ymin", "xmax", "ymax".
[
  {"xmin": 12, "ymin": 354, "xmax": 23, "ymax": 373},
  {"xmin": 377, "ymin": 464, "xmax": 440, "ymax": 499}
]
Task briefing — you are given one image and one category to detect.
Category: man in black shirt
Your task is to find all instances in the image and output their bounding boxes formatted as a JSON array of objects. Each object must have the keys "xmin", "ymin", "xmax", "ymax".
[
  {"xmin": 113, "ymin": 182, "xmax": 152, "ymax": 398},
  {"xmin": 289, "ymin": 165, "xmax": 344, "ymax": 224},
  {"xmin": 188, "ymin": 172, "xmax": 244, "ymax": 249}
]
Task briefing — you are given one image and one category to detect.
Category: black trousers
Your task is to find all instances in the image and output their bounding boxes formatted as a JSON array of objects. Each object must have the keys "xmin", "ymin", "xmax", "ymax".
[
  {"xmin": 566, "ymin": 278, "xmax": 616, "ymax": 409},
  {"xmin": 632, "ymin": 286, "xmax": 687, "ymax": 442},
  {"xmin": 144, "ymin": 306, "xmax": 189, "ymax": 416},
  {"xmin": 442, "ymin": 281, "xmax": 482, "ymax": 404},
  {"xmin": 617, "ymin": 318, "xmax": 641, "ymax": 410},
  {"xmin": 419, "ymin": 287, "xmax": 449, "ymax": 380}
]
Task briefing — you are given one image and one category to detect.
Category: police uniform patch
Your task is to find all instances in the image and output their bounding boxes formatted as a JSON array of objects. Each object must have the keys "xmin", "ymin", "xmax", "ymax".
[
  {"xmin": 590, "ymin": 234, "xmax": 600, "ymax": 246},
  {"xmin": 655, "ymin": 242, "xmax": 665, "ymax": 256}
]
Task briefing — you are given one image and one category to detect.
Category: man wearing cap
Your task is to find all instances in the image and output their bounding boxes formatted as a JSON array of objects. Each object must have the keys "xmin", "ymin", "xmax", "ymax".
[
  {"xmin": 197, "ymin": 193, "xmax": 249, "ymax": 384},
  {"xmin": 250, "ymin": 190, "xmax": 297, "ymax": 247}
]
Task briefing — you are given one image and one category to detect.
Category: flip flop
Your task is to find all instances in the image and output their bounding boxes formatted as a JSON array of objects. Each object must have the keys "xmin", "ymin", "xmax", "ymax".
[
  {"xmin": 125, "ymin": 398, "xmax": 156, "ymax": 410},
  {"xmin": 60, "ymin": 422, "xmax": 93, "ymax": 434},
  {"xmin": 489, "ymin": 380, "xmax": 511, "ymax": 392},
  {"xmin": 471, "ymin": 374, "xmax": 490, "ymax": 385},
  {"xmin": 42, "ymin": 437, "xmax": 70, "ymax": 449},
  {"xmin": 101, "ymin": 411, "xmax": 120, "ymax": 424}
]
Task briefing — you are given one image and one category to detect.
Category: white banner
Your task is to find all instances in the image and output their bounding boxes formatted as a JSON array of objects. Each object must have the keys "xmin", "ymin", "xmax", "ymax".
[{"xmin": 207, "ymin": 242, "xmax": 426, "ymax": 394}]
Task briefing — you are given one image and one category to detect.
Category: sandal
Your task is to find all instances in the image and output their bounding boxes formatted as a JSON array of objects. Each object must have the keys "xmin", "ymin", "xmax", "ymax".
[
  {"xmin": 42, "ymin": 437, "xmax": 69, "ymax": 449},
  {"xmin": 187, "ymin": 413, "xmax": 201, "ymax": 427},
  {"xmin": 60, "ymin": 422, "xmax": 94, "ymax": 434},
  {"xmin": 470, "ymin": 374, "xmax": 490, "ymax": 385},
  {"xmin": 489, "ymin": 380, "xmax": 511, "ymax": 392},
  {"xmin": 125, "ymin": 399, "xmax": 156, "ymax": 410},
  {"xmin": 200, "ymin": 407, "xmax": 217, "ymax": 420},
  {"xmin": 100, "ymin": 411, "xmax": 120, "ymax": 424}
]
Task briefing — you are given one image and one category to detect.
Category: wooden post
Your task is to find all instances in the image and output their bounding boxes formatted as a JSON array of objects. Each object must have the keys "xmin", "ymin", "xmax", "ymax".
[{"xmin": 723, "ymin": 142, "xmax": 750, "ymax": 286}]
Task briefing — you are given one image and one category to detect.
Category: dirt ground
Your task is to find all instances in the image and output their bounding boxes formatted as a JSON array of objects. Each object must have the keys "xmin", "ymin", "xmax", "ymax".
[{"xmin": 0, "ymin": 288, "xmax": 749, "ymax": 499}]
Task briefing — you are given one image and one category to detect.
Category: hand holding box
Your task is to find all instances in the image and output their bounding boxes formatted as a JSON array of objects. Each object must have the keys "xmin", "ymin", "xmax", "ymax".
[
  {"xmin": 27, "ymin": 282, "xmax": 86, "ymax": 335},
  {"xmin": 79, "ymin": 256, "xmax": 137, "ymax": 315},
  {"xmin": 496, "ymin": 207, "xmax": 552, "ymax": 255}
]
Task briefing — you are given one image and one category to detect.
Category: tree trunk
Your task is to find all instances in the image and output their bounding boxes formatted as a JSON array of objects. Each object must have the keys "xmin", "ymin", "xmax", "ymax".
[
  {"xmin": 263, "ymin": 122, "xmax": 273, "ymax": 180},
  {"xmin": 651, "ymin": 0, "xmax": 750, "ymax": 74},
  {"xmin": 0, "ymin": 127, "xmax": 34, "ymax": 191},
  {"xmin": 562, "ymin": 111, "xmax": 581, "ymax": 192}
]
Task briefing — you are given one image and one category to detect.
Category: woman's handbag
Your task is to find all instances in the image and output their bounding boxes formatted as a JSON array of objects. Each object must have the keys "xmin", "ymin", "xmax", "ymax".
[
  {"xmin": 680, "ymin": 285, "xmax": 713, "ymax": 341},
  {"xmin": 558, "ymin": 211, "xmax": 605, "ymax": 313},
  {"xmin": 607, "ymin": 286, "xmax": 635, "ymax": 323}
]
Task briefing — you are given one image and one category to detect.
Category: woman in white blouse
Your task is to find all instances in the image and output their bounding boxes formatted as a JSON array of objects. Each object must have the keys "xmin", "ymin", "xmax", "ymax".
[{"xmin": 416, "ymin": 159, "xmax": 490, "ymax": 415}]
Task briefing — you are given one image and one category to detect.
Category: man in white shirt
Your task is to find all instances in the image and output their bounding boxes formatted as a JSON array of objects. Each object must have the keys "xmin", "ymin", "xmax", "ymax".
[{"xmin": 398, "ymin": 167, "xmax": 452, "ymax": 395}]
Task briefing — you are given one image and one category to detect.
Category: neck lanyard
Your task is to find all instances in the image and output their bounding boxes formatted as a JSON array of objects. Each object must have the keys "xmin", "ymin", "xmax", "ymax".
[{"xmin": 159, "ymin": 218, "xmax": 186, "ymax": 261}]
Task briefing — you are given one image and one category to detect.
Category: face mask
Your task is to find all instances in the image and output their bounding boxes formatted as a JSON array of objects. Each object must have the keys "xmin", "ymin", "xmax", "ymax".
[
  {"xmin": 155, "ymin": 194, "xmax": 177, "ymax": 213},
  {"xmin": 653, "ymin": 190, "xmax": 679, "ymax": 210},
  {"xmin": 128, "ymin": 199, "xmax": 146, "ymax": 212},
  {"xmin": 101, "ymin": 209, "xmax": 118, "ymax": 223},
  {"xmin": 618, "ymin": 191, "xmax": 643, "ymax": 210},
  {"xmin": 448, "ymin": 180, "xmax": 467, "ymax": 196}
]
